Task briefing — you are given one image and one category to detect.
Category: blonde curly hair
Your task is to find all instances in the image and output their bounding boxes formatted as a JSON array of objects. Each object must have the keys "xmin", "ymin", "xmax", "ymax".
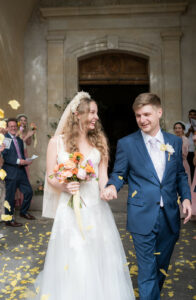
[{"xmin": 62, "ymin": 97, "xmax": 109, "ymax": 160}]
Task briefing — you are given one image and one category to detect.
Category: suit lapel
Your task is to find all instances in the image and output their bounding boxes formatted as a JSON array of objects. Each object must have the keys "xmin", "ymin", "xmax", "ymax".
[
  {"xmin": 161, "ymin": 131, "xmax": 171, "ymax": 182},
  {"xmin": 134, "ymin": 130, "xmax": 160, "ymax": 183}
]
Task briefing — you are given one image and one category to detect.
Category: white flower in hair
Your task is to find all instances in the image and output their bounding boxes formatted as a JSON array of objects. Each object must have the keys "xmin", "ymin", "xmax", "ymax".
[{"xmin": 71, "ymin": 91, "xmax": 91, "ymax": 113}]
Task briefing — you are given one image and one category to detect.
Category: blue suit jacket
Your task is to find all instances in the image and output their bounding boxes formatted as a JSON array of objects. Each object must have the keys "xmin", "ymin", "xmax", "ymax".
[
  {"xmin": 108, "ymin": 130, "xmax": 191, "ymax": 235},
  {"xmin": 2, "ymin": 133, "xmax": 26, "ymax": 180}
]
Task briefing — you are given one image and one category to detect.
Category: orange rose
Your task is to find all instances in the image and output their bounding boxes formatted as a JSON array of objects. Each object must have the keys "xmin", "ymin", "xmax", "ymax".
[
  {"xmin": 64, "ymin": 160, "xmax": 76, "ymax": 170},
  {"xmin": 61, "ymin": 170, "xmax": 73, "ymax": 178}
]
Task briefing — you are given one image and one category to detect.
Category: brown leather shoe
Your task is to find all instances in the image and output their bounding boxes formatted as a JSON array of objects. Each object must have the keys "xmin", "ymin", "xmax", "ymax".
[
  {"xmin": 20, "ymin": 213, "xmax": 36, "ymax": 220},
  {"xmin": 6, "ymin": 221, "xmax": 23, "ymax": 227}
]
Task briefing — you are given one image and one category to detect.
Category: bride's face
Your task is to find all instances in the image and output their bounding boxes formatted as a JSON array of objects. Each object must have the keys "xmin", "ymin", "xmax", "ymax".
[
  {"xmin": 78, "ymin": 101, "xmax": 99, "ymax": 132},
  {"xmin": 87, "ymin": 101, "xmax": 99, "ymax": 130}
]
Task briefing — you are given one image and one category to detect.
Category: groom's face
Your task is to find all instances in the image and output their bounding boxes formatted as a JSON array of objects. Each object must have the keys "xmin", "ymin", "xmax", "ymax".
[{"xmin": 135, "ymin": 104, "xmax": 162, "ymax": 136}]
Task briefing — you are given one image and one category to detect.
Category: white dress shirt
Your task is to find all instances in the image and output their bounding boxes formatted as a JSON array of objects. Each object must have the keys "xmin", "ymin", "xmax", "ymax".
[{"xmin": 141, "ymin": 130, "xmax": 165, "ymax": 207}]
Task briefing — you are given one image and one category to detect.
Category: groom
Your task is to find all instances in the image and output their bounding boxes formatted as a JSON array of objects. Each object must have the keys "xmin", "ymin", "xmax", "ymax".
[{"xmin": 102, "ymin": 93, "xmax": 192, "ymax": 300}]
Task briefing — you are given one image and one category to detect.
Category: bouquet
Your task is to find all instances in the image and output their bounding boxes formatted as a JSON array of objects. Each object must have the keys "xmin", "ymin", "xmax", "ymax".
[
  {"xmin": 30, "ymin": 122, "xmax": 37, "ymax": 148},
  {"xmin": 49, "ymin": 152, "xmax": 97, "ymax": 238}
]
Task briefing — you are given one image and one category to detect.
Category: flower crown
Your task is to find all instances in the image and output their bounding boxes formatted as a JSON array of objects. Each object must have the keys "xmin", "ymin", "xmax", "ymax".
[{"xmin": 70, "ymin": 91, "xmax": 91, "ymax": 113}]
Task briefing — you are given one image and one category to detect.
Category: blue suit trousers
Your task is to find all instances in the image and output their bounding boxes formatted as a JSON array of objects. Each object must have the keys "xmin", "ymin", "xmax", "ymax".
[{"xmin": 131, "ymin": 207, "xmax": 179, "ymax": 300}]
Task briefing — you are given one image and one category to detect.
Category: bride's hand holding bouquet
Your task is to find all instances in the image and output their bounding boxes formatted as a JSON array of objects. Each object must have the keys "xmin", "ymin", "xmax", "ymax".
[{"xmin": 49, "ymin": 151, "xmax": 97, "ymax": 238}]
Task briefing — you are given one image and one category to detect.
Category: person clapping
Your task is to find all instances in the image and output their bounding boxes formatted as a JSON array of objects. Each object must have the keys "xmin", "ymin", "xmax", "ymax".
[{"xmin": 1, "ymin": 118, "xmax": 35, "ymax": 227}]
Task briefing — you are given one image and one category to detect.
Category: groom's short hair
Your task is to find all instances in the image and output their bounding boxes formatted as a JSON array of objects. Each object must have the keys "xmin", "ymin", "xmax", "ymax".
[{"xmin": 132, "ymin": 93, "xmax": 161, "ymax": 111}]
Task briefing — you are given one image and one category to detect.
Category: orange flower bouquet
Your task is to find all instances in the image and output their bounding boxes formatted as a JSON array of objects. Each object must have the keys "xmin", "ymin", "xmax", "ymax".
[{"xmin": 49, "ymin": 152, "xmax": 97, "ymax": 238}]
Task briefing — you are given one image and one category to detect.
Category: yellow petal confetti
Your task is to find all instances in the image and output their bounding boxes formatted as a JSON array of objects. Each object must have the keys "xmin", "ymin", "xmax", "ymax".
[
  {"xmin": 134, "ymin": 288, "xmax": 139, "ymax": 297},
  {"xmin": 1, "ymin": 214, "xmax": 12, "ymax": 221},
  {"xmin": 129, "ymin": 265, "xmax": 138, "ymax": 275},
  {"xmin": 64, "ymin": 264, "xmax": 69, "ymax": 270},
  {"xmin": 25, "ymin": 224, "xmax": 29, "ymax": 232},
  {"xmin": 154, "ymin": 252, "xmax": 161, "ymax": 255},
  {"xmin": 118, "ymin": 175, "xmax": 123, "ymax": 180},
  {"xmin": 168, "ymin": 291, "xmax": 174, "ymax": 297},
  {"xmin": 36, "ymin": 286, "xmax": 40, "ymax": 294},
  {"xmin": 4, "ymin": 200, "xmax": 11, "ymax": 212},
  {"xmin": 0, "ymin": 169, "xmax": 7, "ymax": 180},
  {"xmin": 8, "ymin": 99, "xmax": 20, "ymax": 110},
  {"xmin": 0, "ymin": 133, "xmax": 5, "ymax": 145},
  {"xmin": 11, "ymin": 279, "xmax": 17, "ymax": 287},
  {"xmin": 193, "ymin": 296, "xmax": 196, "ymax": 300},
  {"xmin": 160, "ymin": 268, "xmax": 169, "ymax": 277},
  {"xmin": 177, "ymin": 196, "xmax": 181, "ymax": 205},
  {"xmin": 188, "ymin": 284, "xmax": 194, "ymax": 290},
  {"xmin": 0, "ymin": 120, "xmax": 6, "ymax": 128},
  {"xmin": 0, "ymin": 109, "xmax": 4, "ymax": 118},
  {"xmin": 132, "ymin": 190, "xmax": 137, "ymax": 198}
]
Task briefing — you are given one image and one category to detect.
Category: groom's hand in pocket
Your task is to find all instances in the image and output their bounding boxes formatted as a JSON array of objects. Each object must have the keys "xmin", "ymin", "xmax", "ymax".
[{"xmin": 101, "ymin": 185, "xmax": 117, "ymax": 201}]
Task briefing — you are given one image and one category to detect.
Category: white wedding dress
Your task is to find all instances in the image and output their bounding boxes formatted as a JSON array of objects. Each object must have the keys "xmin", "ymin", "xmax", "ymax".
[{"xmin": 30, "ymin": 141, "xmax": 135, "ymax": 300}]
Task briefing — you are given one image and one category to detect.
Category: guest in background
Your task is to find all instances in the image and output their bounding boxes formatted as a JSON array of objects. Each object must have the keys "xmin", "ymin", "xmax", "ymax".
[
  {"xmin": 191, "ymin": 134, "xmax": 196, "ymax": 239},
  {"xmin": 185, "ymin": 109, "xmax": 196, "ymax": 182},
  {"xmin": 0, "ymin": 143, "xmax": 5, "ymax": 239},
  {"xmin": 174, "ymin": 122, "xmax": 191, "ymax": 187},
  {"xmin": 2, "ymin": 118, "xmax": 35, "ymax": 227},
  {"xmin": 15, "ymin": 114, "xmax": 35, "ymax": 207}
]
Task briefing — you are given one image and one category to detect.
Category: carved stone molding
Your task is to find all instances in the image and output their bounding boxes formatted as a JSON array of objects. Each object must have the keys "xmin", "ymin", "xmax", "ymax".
[
  {"xmin": 161, "ymin": 30, "xmax": 183, "ymax": 41},
  {"xmin": 40, "ymin": 2, "xmax": 188, "ymax": 18}
]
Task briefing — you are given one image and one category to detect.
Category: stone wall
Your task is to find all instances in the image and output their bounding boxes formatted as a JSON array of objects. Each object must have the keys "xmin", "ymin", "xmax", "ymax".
[
  {"xmin": 0, "ymin": 0, "xmax": 38, "ymax": 117},
  {"xmin": 23, "ymin": 1, "xmax": 196, "ymax": 186}
]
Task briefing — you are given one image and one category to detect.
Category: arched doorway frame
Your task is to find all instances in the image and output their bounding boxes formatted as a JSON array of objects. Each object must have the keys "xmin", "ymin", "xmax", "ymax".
[{"xmin": 64, "ymin": 35, "xmax": 163, "ymax": 111}]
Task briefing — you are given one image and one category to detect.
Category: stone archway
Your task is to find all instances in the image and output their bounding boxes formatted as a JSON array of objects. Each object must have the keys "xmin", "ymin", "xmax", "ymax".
[
  {"xmin": 64, "ymin": 36, "xmax": 162, "ymax": 100},
  {"xmin": 78, "ymin": 51, "xmax": 150, "ymax": 170}
]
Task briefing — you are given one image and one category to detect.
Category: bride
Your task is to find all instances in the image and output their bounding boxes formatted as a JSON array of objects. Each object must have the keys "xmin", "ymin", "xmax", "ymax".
[{"xmin": 31, "ymin": 91, "xmax": 135, "ymax": 300}]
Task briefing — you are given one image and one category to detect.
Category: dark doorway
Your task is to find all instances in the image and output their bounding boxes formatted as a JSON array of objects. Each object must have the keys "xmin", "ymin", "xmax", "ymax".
[{"xmin": 79, "ymin": 84, "xmax": 149, "ymax": 171}]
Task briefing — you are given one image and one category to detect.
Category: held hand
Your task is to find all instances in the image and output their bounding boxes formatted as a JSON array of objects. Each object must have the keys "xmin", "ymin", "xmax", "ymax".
[
  {"xmin": 182, "ymin": 199, "xmax": 192, "ymax": 224},
  {"xmin": 61, "ymin": 182, "xmax": 80, "ymax": 195},
  {"xmin": 101, "ymin": 185, "xmax": 117, "ymax": 201}
]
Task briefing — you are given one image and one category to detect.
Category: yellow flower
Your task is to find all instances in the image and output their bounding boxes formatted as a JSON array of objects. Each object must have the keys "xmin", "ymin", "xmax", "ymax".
[
  {"xmin": 0, "ymin": 133, "xmax": 5, "ymax": 145},
  {"xmin": 0, "ymin": 120, "xmax": 6, "ymax": 129},
  {"xmin": 0, "ymin": 169, "xmax": 7, "ymax": 180},
  {"xmin": 8, "ymin": 100, "xmax": 20, "ymax": 110},
  {"xmin": 0, "ymin": 109, "xmax": 4, "ymax": 119}
]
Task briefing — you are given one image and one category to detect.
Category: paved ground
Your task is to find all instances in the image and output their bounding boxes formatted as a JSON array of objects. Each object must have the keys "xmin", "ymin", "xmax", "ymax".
[{"xmin": 0, "ymin": 187, "xmax": 196, "ymax": 299}]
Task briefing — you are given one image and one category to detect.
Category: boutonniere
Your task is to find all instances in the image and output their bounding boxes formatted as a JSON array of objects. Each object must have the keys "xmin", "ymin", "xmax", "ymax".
[{"xmin": 160, "ymin": 143, "xmax": 175, "ymax": 161}]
